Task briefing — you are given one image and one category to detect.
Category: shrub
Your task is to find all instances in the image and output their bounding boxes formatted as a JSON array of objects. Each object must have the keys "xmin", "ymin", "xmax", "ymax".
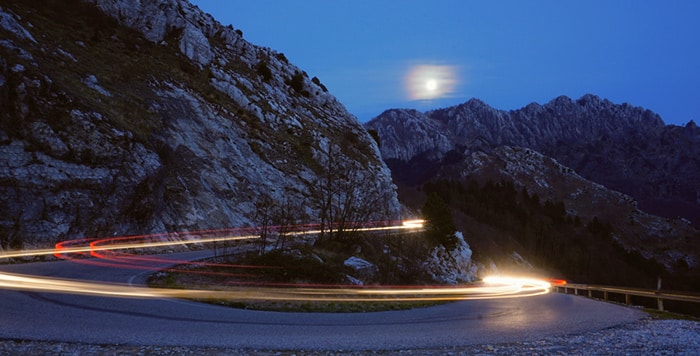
[
  {"xmin": 256, "ymin": 60, "xmax": 272, "ymax": 82},
  {"xmin": 275, "ymin": 52, "xmax": 288, "ymax": 64},
  {"xmin": 287, "ymin": 71, "xmax": 308, "ymax": 96},
  {"xmin": 243, "ymin": 250, "xmax": 345, "ymax": 283},
  {"xmin": 367, "ymin": 129, "xmax": 381, "ymax": 148}
]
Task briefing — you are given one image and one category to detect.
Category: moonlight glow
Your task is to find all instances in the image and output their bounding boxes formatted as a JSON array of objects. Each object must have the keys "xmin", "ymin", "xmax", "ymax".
[
  {"xmin": 405, "ymin": 64, "xmax": 459, "ymax": 101},
  {"xmin": 426, "ymin": 79, "xmax": 438, "ymax": 91}
]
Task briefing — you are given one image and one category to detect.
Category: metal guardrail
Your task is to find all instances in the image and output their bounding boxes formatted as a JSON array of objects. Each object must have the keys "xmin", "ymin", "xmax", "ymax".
[{"xmin": 554, "ymin": 283, "xmax": 700, "ymax": 312}]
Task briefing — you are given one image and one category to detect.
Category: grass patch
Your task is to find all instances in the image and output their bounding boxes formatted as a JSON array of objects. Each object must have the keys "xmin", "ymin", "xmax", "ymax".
[
  {"xmin": 203, "ymin": 298, "xmax": 448, "ymax": 313},
  {"xmin": 644, "ymin": 308, "xmax": 700, "ymax": 321},
  {"xmin": 147, "ymin": 242, "xmax": 449, "ymax": 313}
]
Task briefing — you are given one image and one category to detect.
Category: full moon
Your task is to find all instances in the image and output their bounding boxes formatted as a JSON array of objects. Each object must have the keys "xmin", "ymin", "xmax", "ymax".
[{"xmin": 405, "ymin": 64, "xmax": 459, "ymax": 101}]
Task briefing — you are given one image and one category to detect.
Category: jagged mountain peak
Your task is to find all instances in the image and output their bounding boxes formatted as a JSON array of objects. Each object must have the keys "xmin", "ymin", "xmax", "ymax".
[
  {"xmin": 573, "ymin": 93, "xmax": 603, "ymax": 105},
  {"xmin": 367, "ymin": 109, "xmax": 449, "ymax": 162},
  {"xmin": 545, "ymin": 94, "xmax": 580, "ymax": 107},
  {"xmin": 460, "ymin": 97, "xmax": 492, "ymax": 111},
  {"xmin": 428, "ymin": 97, "xmax": 499, "ymax": 120},
  {"xmin": 373, "ymin": 108, "xmax": 426, "ymax": 121}
]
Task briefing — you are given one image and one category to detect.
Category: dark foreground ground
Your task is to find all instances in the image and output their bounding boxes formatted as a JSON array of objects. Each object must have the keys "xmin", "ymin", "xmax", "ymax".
[{"xmin": 2, "ymin": 318, "xmax": 698, "ymax": 355}]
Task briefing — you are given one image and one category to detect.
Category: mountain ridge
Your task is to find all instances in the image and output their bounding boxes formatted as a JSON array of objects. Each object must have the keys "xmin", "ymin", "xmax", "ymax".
[
  {"xmin": 366, "ymin": 93, "xmax": 700, "ymax": 286},
  {"xmin": 367, "ymin": 94, "xmax": 700, "ymax": 227}
]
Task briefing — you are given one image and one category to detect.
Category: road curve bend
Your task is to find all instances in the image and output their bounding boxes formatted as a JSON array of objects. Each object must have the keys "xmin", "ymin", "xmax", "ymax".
[{"xmin": 0, "ymin": 252, "xmax": 646, "ymax": 350}]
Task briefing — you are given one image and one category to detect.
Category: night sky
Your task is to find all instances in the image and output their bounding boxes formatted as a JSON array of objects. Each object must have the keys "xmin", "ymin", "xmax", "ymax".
[{"xmin": 191, "ymin": 0, "xmax": 699, "ymax": 126}]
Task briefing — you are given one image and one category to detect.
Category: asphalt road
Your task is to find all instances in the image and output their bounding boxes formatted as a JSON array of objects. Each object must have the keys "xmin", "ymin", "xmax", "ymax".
[{"xmin": 0, "ymin": 251, "xmax": 646, "ymax": 351}]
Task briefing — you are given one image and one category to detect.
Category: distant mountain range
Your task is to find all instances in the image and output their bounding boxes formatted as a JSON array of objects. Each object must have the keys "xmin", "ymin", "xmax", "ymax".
[
  {"xmin": 367, "ymin": 94, "xmax": 700, "ymax": 228},
  {"xmin": 366, "ymin": 95, "xmax": 699, "ymax": 285}
]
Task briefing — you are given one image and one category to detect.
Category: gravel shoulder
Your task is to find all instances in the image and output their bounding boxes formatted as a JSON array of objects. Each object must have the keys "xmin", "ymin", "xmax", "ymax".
[{"xmin": 2, "ymin": 317, "xmax": 698, "ymax": 355}]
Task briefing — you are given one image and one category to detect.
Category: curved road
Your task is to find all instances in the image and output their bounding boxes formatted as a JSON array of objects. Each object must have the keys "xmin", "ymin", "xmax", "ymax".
[{"xmin": 0, "ymin": 251, "xmax": 646, "ymax": 351}]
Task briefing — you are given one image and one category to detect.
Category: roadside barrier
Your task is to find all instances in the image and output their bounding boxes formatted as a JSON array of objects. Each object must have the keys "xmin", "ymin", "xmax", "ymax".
[{"xmin": 554, "ymin": 282, "xmax": 700, "ymax": 312}]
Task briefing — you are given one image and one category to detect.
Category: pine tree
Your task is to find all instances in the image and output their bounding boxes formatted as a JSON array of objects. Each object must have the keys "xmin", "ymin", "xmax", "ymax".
[{"xmin": 422, "ymin": 193, "xmax": 457, "ymax": 249}]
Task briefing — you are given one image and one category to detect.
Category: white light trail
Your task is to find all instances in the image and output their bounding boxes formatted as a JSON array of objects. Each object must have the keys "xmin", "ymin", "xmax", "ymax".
[
  {"xmin": 0, "ymin": 220, "xmax": 426, "ymax": 260},
  {"xmin": 0, "ymin": 221, "xmax": 555, "ymax": 303},
  {"xmin": 0, "ymin": 271, "xmax": 551, "ymax": 302}
]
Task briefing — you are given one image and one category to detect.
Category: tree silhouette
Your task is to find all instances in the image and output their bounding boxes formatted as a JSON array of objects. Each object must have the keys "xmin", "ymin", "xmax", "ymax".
[{"xmin": 422, "ymin": 192, "xmax": 457, "ymax": 248}]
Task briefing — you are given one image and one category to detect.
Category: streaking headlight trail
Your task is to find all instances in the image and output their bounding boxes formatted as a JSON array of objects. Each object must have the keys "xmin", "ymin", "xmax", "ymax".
[
  {"xmin": 0, "ymin": 220, "xmax": 554, "ymax": 303},
  {"xmin": 0, "ymin": 271, "xmax": 551, "ymax": 302},
  {"xmin": 402, "ymin": 219, "xmax": 426, "ymax": 228},
  {"xmin": 0, "ymin": 221, "xmax": 426, "ymax": 260}
]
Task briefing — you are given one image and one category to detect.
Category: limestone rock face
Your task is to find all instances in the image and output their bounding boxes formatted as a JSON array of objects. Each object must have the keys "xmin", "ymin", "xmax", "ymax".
[
  {"xmin": 343, "ymin": 256, "xmax": 378, "ymax": 284},
  {"xmin": 0, "ymin": 1, "xmax": 399, "ymax": 248},
  {"xmin": 423, "ymin": 232, "xmax": 477, "ymax": 284},
  {"xmin": 366, "ymin": 109, "xmax": 451, "ymax": 162}
]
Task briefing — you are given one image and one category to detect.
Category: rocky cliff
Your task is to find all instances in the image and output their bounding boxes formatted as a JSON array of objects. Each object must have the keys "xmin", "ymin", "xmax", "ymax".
[{"xmin": 0, "ymin": 0, "xmax": 400, "ymax": 249}]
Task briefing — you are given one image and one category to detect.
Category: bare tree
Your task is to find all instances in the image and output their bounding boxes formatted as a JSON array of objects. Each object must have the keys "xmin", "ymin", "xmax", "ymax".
[
  {"xmin": 310, "ymin": 141, "xmax": 391, "ymax": 240},
  {"xmin": 273, "ymin": 192, "xmax": 306, "ymax": 250},
  {"xmin": 253, "ymin": 194, "xmax": 275, "ymax": 255},
  {"xmin": 308, "ymin": 142, "xmax": 337, "ymax": 240},
  {"xmin": 0, "ymin": 219, "xmax": 23, "ymax": 253}
]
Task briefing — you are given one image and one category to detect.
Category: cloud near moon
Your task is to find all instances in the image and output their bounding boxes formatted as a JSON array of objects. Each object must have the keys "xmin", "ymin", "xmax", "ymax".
[{"xmin": 405, "ymin": 64, "xmax": 459, "ymax": 101}]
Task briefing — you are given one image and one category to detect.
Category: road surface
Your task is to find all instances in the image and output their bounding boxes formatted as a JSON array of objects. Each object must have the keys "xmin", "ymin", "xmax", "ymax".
[{"xmin": 0, "ymin": 251, "xmax": 646, "ymax": 351}]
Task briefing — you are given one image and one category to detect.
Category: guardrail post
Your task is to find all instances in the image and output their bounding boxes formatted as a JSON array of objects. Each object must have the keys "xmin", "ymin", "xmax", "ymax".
[
  {"xmin": 625, "ymin": 294, "xmax": 631, "ymax": 306},
  {"xmin": 603, "ymin": 291, "xmax": 608, "ymax": 301},
  {"xmin": 588, "ymin": 290, "xmax": 592, "ymax": 298},
  {"xmin": 657, "ymin": 276, "xmax": 664, "ymax": 311}
]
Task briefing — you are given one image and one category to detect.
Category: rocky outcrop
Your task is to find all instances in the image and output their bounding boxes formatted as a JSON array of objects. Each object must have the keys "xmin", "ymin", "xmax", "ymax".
[
  {"xmin": 85, "ymin": 0, "xmax": 216, "ymax": 66},
  {"xmin": 422, "ymin": 232, "xmax": 477, "ymax": 284},
  {"xmin": 367, "ymin": 109, "xmax": 452, "ymax": 162},
  {"xmin": 0, "ymin": 0, "xmax": 399, "ymax": 248},
  {"xmin": 343, "ymin": 256, "xmax": 378, "ymax": 284}
]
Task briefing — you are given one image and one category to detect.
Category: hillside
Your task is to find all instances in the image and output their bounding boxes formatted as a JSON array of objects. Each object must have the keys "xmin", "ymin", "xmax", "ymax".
[{"xmin": 0, "ymin": 0, "xmax": 400, "ymax": 249}]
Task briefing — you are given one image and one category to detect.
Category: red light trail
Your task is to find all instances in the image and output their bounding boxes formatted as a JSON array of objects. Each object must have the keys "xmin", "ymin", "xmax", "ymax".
[{"xmin": 0, "ymin": 220, "xmax": 555, "ymax": 302}]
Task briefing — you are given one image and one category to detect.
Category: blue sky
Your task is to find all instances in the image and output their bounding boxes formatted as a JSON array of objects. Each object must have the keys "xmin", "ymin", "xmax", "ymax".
[{"xmin": 191, "ymin": 0, "xmax": 699, "ymax": 126}]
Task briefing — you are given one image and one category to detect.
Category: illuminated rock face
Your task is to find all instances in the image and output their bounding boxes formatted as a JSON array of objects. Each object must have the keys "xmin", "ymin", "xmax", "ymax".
[
  {"xmin": 423, "ymin": 232, "xmax": 477, "ymax": 284},
  {"xmin": 0, "ymin": 1, "xmax": 399, "ymax": 246}
]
